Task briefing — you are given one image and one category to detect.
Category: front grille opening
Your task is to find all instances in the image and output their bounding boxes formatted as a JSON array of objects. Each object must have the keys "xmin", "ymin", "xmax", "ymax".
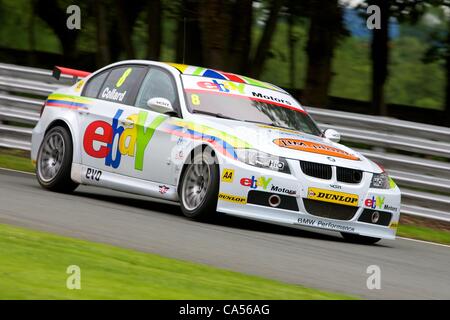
[
  {"xmin": 336, "ymin": 167, "xmax": 363, "ymax": 184},
  {"xmin": 303, "ymin": 199, "xmax": 358, "ymax": 220},
  {"xmin": 358, "ymin": 209, "xmax": 392, "ymax": 226},
  {"xmin": 300, "ymin": 161, "xmax": 332, "ymax": 180},
  {"xmin": 247, "ymin": 190, "xmax": 299, "ymax": 211}
]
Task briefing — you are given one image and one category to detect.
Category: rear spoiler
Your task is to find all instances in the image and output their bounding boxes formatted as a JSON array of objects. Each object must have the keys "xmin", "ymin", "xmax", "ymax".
[{"xmin": 52, "ymin": 66, "xmax": 91, "ymax": 82}]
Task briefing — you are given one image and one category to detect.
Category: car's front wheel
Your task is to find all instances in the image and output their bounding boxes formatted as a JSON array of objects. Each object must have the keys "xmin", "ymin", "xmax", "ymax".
[
  {"xmin": 179, "ymin": 147, "xmax": 219, "ymax": 221},
  {"xmin": 36, "ymin": 126, "xmax": 78, "ymax": 192},
  {"xmin": 341, "ymin": 232, "xmax": 381, "ymax": 245}
]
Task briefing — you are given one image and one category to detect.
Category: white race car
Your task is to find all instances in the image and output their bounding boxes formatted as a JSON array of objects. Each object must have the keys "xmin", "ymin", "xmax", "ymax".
[{"xmin": 31, "ymin": 60, "xmax": 401, "ymax": 244}]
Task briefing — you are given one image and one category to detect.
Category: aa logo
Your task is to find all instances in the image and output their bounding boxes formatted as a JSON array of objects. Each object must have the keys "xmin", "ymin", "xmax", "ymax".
[{"xmin": 221, "ymin": 169, "xmax": 234, "ymax": 183}]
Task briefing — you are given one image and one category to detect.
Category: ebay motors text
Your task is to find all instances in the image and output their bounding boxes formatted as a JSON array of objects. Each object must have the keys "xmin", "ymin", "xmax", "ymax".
[{"xmin": 83, "ymin": 109, "xmax": 165, "ymax": 170}]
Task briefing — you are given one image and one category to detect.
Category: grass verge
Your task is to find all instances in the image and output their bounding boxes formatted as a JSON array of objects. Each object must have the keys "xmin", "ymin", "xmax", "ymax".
[
  {"xmin": 0, "ymin": 149, "xmax": 34, "ymax": 172},
  {"xmin": 397, "ymin": 224, "xmax": 450, "ymax": 245},
  {"xmin": 0, "ymin": 223, "xmax": 354, "ymax": 299}
]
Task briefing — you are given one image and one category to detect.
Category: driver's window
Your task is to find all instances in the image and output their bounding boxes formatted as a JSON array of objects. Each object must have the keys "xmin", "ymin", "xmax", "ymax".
[{"xmin": 135, "ymin": 68, "xmax": 178, "ymax": 112}]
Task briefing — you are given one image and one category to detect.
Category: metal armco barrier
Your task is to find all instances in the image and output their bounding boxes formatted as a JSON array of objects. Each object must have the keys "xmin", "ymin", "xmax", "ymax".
[{"xmin": 0, "ymin": 62, "xmax": 449, "ymax": 222}]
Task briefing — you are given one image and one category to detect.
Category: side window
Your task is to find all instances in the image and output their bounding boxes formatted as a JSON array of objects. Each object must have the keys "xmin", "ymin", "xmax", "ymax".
[
  {"xmin": 98, "ymin": 66, "xmax": 147, "ymax": 105},
  {"xmin": 83, "ymin": 71, "xmax": 109, "ymax": 98},
  {"xmin": 135, "ymin": 68, "xmax": 179, "ymax": 111}
]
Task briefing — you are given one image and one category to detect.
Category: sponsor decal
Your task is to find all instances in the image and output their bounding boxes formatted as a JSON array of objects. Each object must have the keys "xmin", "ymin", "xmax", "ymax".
[
  {"xmin": 364, "ymin": 196, "xmax": 385, "ymax": 209},
  {"xmin": 83, "ymin": 109, "xmax": 166, "ymax": 170},
  {"xmin": 221, "ymin": 169, "xmax": 235, "ymax": 183},
  {"xmin": 271, "ymin": 185, "xmax": 296, "ymax": 195},
  {"xmin": 329, "ymin": 183, "xmax": 342, "ymax": 189},
  {"xmin": 240, "ymin": 176, "xmax": 272, "ymax": 190},
  {"xmin": 296, "ymin": 217, "xmax": 355, "ymax": 233},
  {"xmin": 85, "ymin": 168, "xmax": 102, "ymax": 181},
  {"xmin": 307, "ymin": 187, "xmax": 359, "ymax": 207},
  {"xmin": 273, "ymin": 138, "xmax": 360, "ymax": 161},
  {"xmin": 251, "ymin": 92, "xmax": 292, "ymax": 106},
  {"xmin": 364, "ymin": 197, "xmax": 398, "ymax": 212},
  {"xmin": 383, "ymin": 204, "xmax": 398, "ymax": 212},
  {"xmin": 197, "ymin": 79, "xmax": 246, "ymax": 94},
  {"xmin": 159, "ymin": 185, "xmax": 169, "ymax": 194},
  {"xmin": 218, "ymin": 193, "xmax": 247, "ymax": 204}
]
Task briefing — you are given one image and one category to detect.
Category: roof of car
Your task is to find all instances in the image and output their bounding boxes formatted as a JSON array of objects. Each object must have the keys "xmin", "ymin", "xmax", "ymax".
[{"xmin": 165, "ymin": 62, "xmax": 287, "ymax": 94}]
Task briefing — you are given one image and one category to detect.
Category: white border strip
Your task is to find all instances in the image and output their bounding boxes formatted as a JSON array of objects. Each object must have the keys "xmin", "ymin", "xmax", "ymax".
[{"xmin": 398, "ymin": 236, "xmax": 450, "ymax": 248}]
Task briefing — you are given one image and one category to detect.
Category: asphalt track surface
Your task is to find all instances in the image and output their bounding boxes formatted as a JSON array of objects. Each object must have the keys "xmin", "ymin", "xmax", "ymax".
[{"xmin": 0, "ymin": 169, "xmax": 449, "ymax": 299}]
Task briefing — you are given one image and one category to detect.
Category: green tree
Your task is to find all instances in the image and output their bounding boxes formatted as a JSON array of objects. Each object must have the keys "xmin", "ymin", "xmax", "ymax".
[
  {"xmin": 362, "ymin": 0, "xmax": 430, "ymax": 115},
  {"xmin": 303, "ymin": 0, "xmax": 346, "ymax": 108},
  {"xmin": 423, "ymin": 5, "xmax": 450, "ymax": 123}
]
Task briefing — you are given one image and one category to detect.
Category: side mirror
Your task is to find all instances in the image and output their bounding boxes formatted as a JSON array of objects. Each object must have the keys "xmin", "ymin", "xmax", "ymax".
[
  {"xmin": 147, "ymin": 97, "xmax": 174, "ymax": 114},
  {"xmin": 323, "ymin": 128, "xmax": 340, "ymax": 143}
]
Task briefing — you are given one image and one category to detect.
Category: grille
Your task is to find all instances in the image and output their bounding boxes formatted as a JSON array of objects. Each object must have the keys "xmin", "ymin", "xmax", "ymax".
[
  {"xmin": 303, "ymin": 199, "xmax": 358, "ymax": 220},
  {"xmin": 300, "ymin": 161, "xmax": 332, "ymax": 180},
  {"xmin": 336, "ymin": 167, "xmax": 363, "ymax": 184}
]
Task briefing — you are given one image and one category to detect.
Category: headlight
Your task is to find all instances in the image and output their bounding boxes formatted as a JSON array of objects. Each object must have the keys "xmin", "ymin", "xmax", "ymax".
[
  {"xmin": 235, "ymin": 149, "xmax": 291, "ymax": 174},
  {"xmin": 370, "ymin": 172, "xmax": 390, "ymax": 189}
]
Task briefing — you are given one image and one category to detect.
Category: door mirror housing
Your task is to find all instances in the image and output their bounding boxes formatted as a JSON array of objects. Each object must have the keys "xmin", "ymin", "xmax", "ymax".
[
  {"xmin": 147, "ymin": 97, "xmax": 174, "ymax": 114},
  {"xmin": 323, "ymin": 128, "xmax": 341, "ymax": 143}
]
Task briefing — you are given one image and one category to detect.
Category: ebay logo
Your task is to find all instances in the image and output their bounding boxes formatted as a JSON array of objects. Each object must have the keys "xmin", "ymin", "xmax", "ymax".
[
  {"xmin": 240, "ymin": 176, "xmax": 272, "ymax": 190},
  {"xmin": 364, "ymin": 196, "xmax": 385, "ymax": 209},
  {"xmin": 197, "ymin": 80, "xmax": 245, "ymax": 94},
  {"xmin": 83, "ymin": 109, "xmax": 166, "ymax": 170}
]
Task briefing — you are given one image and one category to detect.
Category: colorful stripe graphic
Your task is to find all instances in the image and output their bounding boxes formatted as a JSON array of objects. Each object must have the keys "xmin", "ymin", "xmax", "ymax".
[
  {"xmin": 166, "ymin": 63, "xmax": 285, "ymax": 93},
  {"xmin": 164, "ymin": 120, "xmax": 252, "ymax": 159},
  {"xmin": 46, "ymin": 94, "xmax": 91, "ymax": 110}
]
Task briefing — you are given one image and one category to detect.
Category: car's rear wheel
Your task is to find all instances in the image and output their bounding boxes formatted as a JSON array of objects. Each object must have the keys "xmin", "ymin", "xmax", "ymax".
[
  {"xmin": 341, "ymin": 232, "xmax": 381, "ymax": 245},
  {"xmin": 36, "ymin": 126, "xmax": 78, "ymax": 192},
  {"xmin": 179, "ymin": 147, "xmax": 219, "ymax": 221}
]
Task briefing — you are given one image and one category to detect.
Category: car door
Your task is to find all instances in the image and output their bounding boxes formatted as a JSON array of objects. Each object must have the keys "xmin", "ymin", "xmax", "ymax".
[
  {"xmin": 79, "ymin": 64, "xmax": 148, "ymax": 177},
  {"xmin": 126, "ymin": 66, "xmax": 183, "ymax": 184}
]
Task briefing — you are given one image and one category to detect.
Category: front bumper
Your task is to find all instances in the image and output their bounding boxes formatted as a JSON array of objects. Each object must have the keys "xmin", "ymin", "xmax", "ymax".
[{"xmin": 217, "ymin": 157, "xmax": 401, "ymax": 240}]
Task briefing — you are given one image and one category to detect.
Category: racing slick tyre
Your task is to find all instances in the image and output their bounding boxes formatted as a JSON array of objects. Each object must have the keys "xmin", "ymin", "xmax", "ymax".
[
  {"xmin": 36, "ymin": 126, "xmax": 79, "ymax": 192},
  {"xmin": 341, "ymin": 232, "xmax": 381, "ymax": 245},
  {"xmin": 179, "ymin": 147, "xmax": 220, "ymax": 221}
]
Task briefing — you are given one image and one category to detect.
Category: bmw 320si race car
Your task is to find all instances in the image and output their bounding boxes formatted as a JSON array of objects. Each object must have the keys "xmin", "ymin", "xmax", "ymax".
[{"xmin": 31, "ymin": 60, "xmax": 401, "ymax": 244}]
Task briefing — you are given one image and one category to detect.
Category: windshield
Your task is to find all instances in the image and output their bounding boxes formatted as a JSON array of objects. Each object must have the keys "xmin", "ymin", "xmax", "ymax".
[{"xmin": 181, "ymin": 75, "xmax": 322, "ymax": 136}]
